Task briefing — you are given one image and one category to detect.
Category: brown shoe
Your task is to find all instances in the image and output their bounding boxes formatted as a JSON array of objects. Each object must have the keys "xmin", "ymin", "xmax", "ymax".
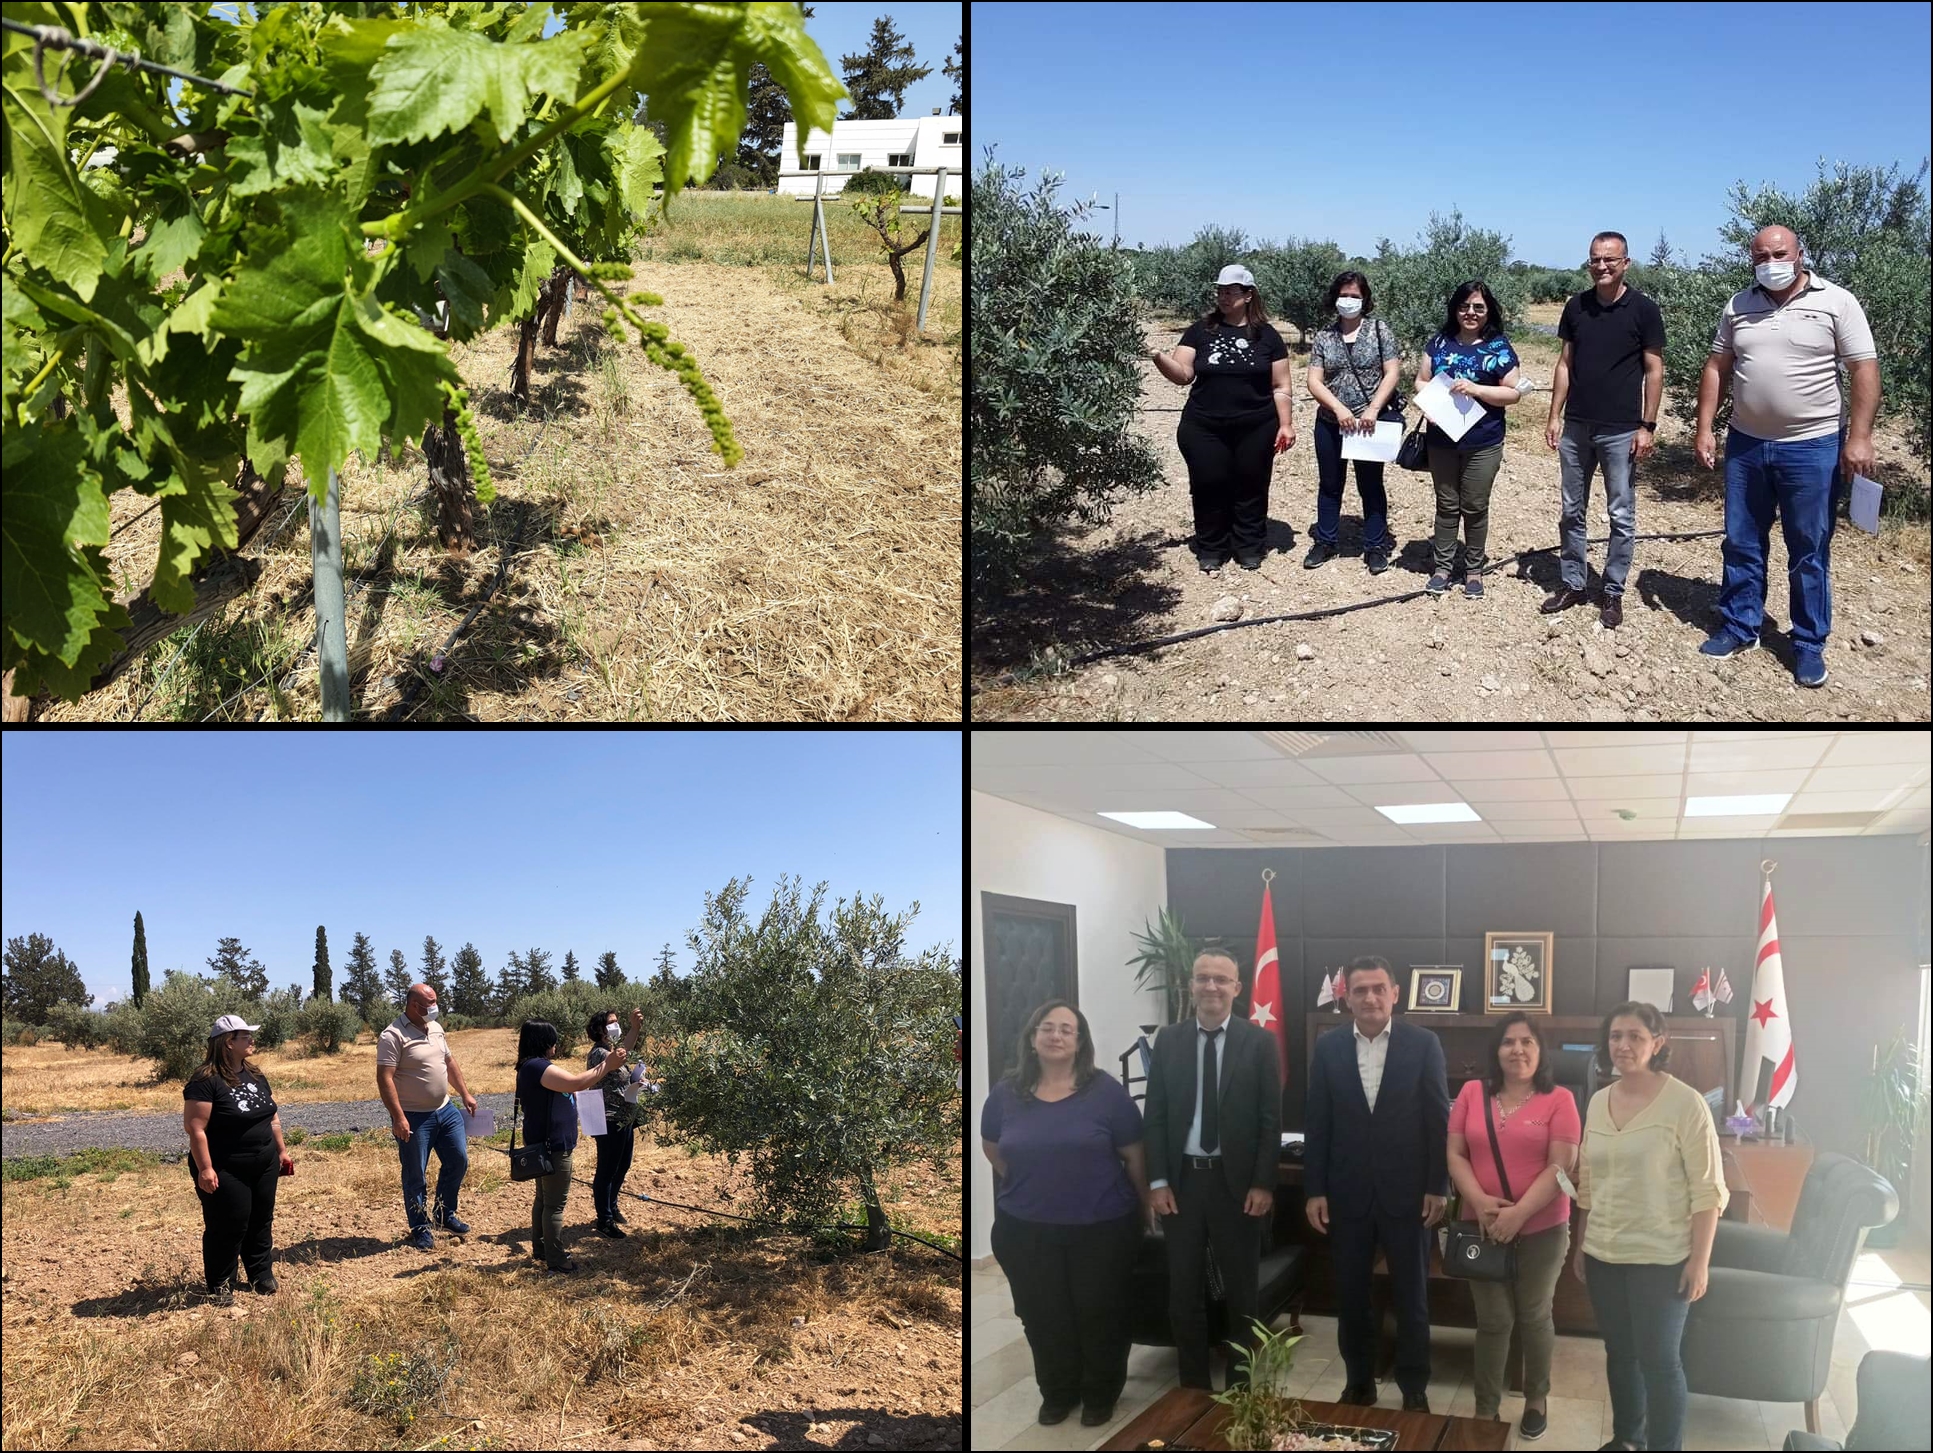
[
  {"xmin": 1600, "ymin": 597, "xmax": 1623, "ymax": 629},
  {"xmin": 1540, "ymin": 587, "xmax": 1589, "ymax": 614}
]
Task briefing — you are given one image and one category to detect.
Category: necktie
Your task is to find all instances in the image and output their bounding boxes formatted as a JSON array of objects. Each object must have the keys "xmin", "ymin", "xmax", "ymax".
[{"xmin": 1201, "ymin": 1026, "xmax": 1223, "ymax": 1154}]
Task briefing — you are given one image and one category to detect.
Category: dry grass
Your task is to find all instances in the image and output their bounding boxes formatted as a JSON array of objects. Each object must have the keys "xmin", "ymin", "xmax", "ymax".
[
  {"xmin": 0, "ymin": 1028, "xmax": 528, "ymax": 1118},
  {"xmin": 36, "ymin": 196, "xmax": 962, "ymax": 723},
  {"xmin": 1, "ymin": 1129, "xmax": 963, "ymax": 1450}
]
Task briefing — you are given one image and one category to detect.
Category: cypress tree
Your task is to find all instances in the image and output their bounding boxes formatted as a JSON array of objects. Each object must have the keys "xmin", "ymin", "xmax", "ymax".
[
  {"xmin": 131, "ymin": 911, "xmax": 151, "ymax": 1008},
  {"xmin": 312, "ymin": 925, "xmax": 332, "ymax": 1001}
]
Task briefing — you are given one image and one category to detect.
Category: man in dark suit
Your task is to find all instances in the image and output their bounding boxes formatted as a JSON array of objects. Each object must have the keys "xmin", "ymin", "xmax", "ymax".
[
  {"xmin": 1144, "ymin": 949, "xmax": 1282, "ymax": 1391},
  {"xmin": 1304, "ymin": 955, "xmax": 1450, "ymax": 1413}
]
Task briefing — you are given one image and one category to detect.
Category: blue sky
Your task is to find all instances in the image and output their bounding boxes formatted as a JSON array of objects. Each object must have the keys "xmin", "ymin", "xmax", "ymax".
[
  {"xmin": 1, "ymin": 734, "xmax": 960, "ymax": 1010},
  {"xmin": 975, "ymin": 1, "xmax": 1932, "ymax": 266}
]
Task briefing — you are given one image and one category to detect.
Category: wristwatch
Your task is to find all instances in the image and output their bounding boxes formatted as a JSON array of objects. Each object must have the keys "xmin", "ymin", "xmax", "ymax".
[{"xmin": 1640, "ymin": 420, "xmax": 1658, "ymax": 432}]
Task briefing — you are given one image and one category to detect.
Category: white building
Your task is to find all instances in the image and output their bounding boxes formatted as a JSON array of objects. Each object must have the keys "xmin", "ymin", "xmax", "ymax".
[{"xmin": 777, "ymin": 113, "xmax": 962, "ymax": 199}]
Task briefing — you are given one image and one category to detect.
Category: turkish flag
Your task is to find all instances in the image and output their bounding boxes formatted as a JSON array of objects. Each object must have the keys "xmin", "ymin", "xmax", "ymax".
[
  {"xmin": 1742, "ymin": 878, "xmax": 1798, "ymax": 1112},
  {"xmin": 1249, "ymin": 881, "xmax": 1288, "ymax": 1086}
]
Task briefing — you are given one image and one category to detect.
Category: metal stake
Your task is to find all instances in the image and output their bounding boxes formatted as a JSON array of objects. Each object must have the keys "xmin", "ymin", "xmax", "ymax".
[
  {"xmin": 917, "ymin": 166, "xmax": 948, "ymax": 334},
  {"xmin": 309, "ymin": 467, "xmax": 349, "ymax": 721}
]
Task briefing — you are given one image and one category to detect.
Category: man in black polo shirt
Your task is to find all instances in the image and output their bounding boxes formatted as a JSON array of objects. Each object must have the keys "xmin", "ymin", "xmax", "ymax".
[{"xmin": 1541, "ymin": 231, "xmax": 1666, "ymax": 629}]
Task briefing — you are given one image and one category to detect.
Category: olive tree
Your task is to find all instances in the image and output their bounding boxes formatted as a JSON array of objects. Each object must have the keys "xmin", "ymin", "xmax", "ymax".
[
  {"xmin": 1367, "ymin": 209, "xmax": 1522, "ymax": 355},
  {"xmin": 971, "ymin": 155, "xmax": 1167, "ymax": 604},
  {"xmin": 654, "ymin": 876, "xmax": 960, "ymax": 1252}
]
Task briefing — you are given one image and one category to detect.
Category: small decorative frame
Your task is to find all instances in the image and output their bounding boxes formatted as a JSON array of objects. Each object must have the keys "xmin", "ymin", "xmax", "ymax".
[
  {"xmin": 1406, "ymin": 966, "xmax": 1462, "ymax": 1013},
  {"xmin": 1483, "ymin": 932, "xmax": 1553, "ymax": 1014}
]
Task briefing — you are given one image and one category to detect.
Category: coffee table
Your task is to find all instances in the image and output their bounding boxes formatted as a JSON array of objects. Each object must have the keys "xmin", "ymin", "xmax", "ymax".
[{"xmin": 1099, "ymin": 1385, "xmax": 1511, "ymax": 1451}]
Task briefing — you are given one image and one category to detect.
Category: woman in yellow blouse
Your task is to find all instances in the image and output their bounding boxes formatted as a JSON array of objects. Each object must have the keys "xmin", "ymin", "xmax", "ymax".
[{"xmin": 1571, "ymin": 1001, "xmax": 1728, "ymax": 1452}]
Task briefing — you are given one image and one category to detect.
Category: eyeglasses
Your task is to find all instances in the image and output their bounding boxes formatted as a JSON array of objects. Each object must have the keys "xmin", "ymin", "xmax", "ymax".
[
  {"xmin": 1458, "ymin": 305, "xmax": 1488, "ymax": 315},
  {"xmin": 1192, "ymin": 976, "xmax": 1237, "ymax": 988},
  {"xmin": 1586, "ymin": 258, "xmax": 1627, "ymax": 269}
]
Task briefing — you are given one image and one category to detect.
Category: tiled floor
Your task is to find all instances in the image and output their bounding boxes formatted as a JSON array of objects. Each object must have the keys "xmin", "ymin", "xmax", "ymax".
[{"xmin": 969, "ymin": 1241, "xmax": 1931, "ymax": 1451}]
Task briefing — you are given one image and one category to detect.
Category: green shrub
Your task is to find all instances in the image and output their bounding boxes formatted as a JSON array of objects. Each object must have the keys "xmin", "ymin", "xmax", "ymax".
[
  {"xmin": 44, "ymin": 1002, "xmax": 108, "ymax": 1050},
  {"xmin": 437, "ymin": 1012, "xmax": 481, "ymax": 1034},
  {"xmin": 841, "ymin": 167, "xmax": 905, "ymax": 197},
  {"xmin": 2, "ymin": 1146, "xmax": 161, "ymax": 1182},
  {"xmin": 297, "ymin": 997, "xmax": 364, "ymax": 1056},
  {"xmin": 705, "ymin": 160, "xmax": 763, "ymax": 191},
  {"xmin": 255, "ymin": 986, "xmax": 303, "ymax": 1051},
  {"xmin": 136, "ymin": 971, "xmax": 265, "ymax": 1081},
  {"xmin": 102, "ymin": 1000, "xmax": 146, "ymax": 1055},
  {"xmin": 15, "ymin": 1026, "xmax": 43, "ymax": 1047},
  {"xmin": 1365, "ymin": 209, "xmax": 1523, "ymax": 355},
  {"xmin": 310, "ymin": 1132, "xmax": 355, "ymax": 1152},
  {"xmin": 970, "ymin": 156, "xmax": 1167, "ymax": 606},
  {"xmin": 502, "ymin": 981, "xmax": 662, "ymax": 1063}
]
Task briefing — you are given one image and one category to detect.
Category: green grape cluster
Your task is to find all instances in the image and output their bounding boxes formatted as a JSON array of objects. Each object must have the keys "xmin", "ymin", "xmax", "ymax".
[
  {"xmin": 641, "ymin": 336, "xmax": 742, "ymax": 467},
  {"xmin": 587, "ymin": 261, "xmax": 634, "ymax": 281},
  {"xmin": 439, "ymin": 380, "xmax": 496, "ymax": 503}
]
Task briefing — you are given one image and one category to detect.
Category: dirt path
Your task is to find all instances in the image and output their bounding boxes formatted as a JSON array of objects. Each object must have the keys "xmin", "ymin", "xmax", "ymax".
[{"xmin": 972, "ymin": 314, "xmax": 1931, "ymax": 723}]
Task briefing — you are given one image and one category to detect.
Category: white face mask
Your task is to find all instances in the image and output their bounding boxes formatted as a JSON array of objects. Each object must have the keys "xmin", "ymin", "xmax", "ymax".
[
  {"xmin": 606, "ymin": 1022, "xmax": 621, "ymax": 1041},
  {"xmin": 1755, "ymin": 259, "xmax": 1797, "ymax": 290},
  {"xmin": 1335, "ymin": 297, "xmax": 1364, "ymax": 319},
  {"xmin": 424, "ymin": 1004, "xmax": 439, "ymax": 1021}
]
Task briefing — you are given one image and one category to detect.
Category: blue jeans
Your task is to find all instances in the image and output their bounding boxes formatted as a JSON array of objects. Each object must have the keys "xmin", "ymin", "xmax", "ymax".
[
  {"xmin": 1585, "ymin": 1255, "xmax": 1691, "ymax": 1451},
  {"xmin": 1717, "ymin": 427, "xmax": 1842, "ymax": 652},
  {"xmin": 398, "ymin": 1098, "xmax": 469, "ymax": 1233},
  {"xmin": 1556, "ymin": 421, "xmax": 1639, "ymax": 596},
  {"xmin": 1311, "ymin": 412, "xmax": 1393, "ymax": 551},
  {"xmin": 591, "ymin": 1126, "xmax": 636, "ymax": 1223}
]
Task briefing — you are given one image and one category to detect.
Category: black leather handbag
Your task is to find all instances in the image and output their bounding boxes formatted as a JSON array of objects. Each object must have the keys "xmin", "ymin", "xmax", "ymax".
[
  {"xmin": 1396, "ymin": 416, "xmax": 1431, "ymax": 472},
  {"xmin": 507, "ymin": 1077, "xmax": 553, "ymax": 1182},
  {"xmin": 1442, "ymin": 1092, "xmax": 1518, "ymax": 1282}
]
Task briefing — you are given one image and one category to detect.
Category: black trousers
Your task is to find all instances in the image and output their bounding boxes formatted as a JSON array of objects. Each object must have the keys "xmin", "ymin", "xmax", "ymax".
[
  {"xmin": 1177, "ymin": 410, "xmax": 1277, "ymax": 558},
  {"xmin": 1329, "ymin": 1205, "xmax": 1432, "ymax": 1397},
  {"xmin": 1163, "ymin": 1159, "xmax": 1263, "ymax": 1389},
  {"xmin": 990, "ymin": 1208, "xmax": 1139, "ymax": 1410},
  {"xmin": 191, "ymin": 1147, "xmax": 279, "ymax": 1291}
]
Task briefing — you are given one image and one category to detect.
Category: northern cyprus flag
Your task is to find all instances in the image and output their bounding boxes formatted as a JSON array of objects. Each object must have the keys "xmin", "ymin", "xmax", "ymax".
[{"xmin": 1742, "ymin": 878, "xmax": 1798, "ymax": 1113}]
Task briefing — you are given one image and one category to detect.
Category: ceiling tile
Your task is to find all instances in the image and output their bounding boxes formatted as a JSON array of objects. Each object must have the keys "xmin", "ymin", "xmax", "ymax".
[
  {"xmin": 1574, "ymin": 798, "xmax": 1681, "ymax": 821},
  {"xmin": 1688, "ymin": 735, "xmax": 1832, "ymax": 772},
  {"xmin": 1243, "ymin": 785, "xmax": 1362, "ymax": 811},
  {"xmin": 1346, "ymin": 783, "xmax": 1479, "ymax": 808},
  {"xmin": 1402, "ymin": 731, "xmax": 1547, "ymax": 751},
  {"xmin": 1672, "ymin": 815, "xmax": 1784, "ymax": 831},
  {"xmin": 971, "ymin": 763, "xmax": 1216, "ymax": 798},
  {"xmin": 1804, "ymin": 764, "xmax": 1930, "ymax": 793},
  {"xmin": 1478, "ymin": 816, "xmax": 1586, "ymax": 833},
  {"xmin": 1818, "ymin": 731, "xmax": 1933, "ymax": 768},
  {"xmin": 1183, "ymin": 757, "xmax": 1328, "ymax": 789},
  {"xmin": 1551, "ymin": 743, "xmax": 1691, "ymax": 776},
  {"xmin": 1452, "ymin": 778, "xmax": 1572, "ymax": 803},
  {"xmin": 1422, "ymin": 749, "xmax": 1559, "ymax": 780},
  {"xmin": 1544, "ymin": 731, "xmax": 1689, "ymax": 747},
  {"xmin": 1786, "ymin": 789, "xmax": 1906, "ymax": 814},
  {"xmin": 1300, "ymin": 754, "xmax": 1448, "ymax": 786},
  {"xmin": 1118, "ymin": 730, "xmax": 1284, "ymax": 763},
  {"xmin": 968, "ymin": 730, "xmax": 1163, "ymax": 768},
  {"xmin": 1684, "ymin": 769, "xmax": 1810, "ymax": 796},
  {"xmin": 1278, "ymin": 807, "xmax": 1411, "ymax": 831},
  {"xmin": 1565, "ymin": 774, "xmax": 1684, "ymax": 801},
  {"xmin": 1466, "ymin": 799, "xmax": 1581, "ymax": 822},
  {"xmin": 1092, "ymin": 787, "xmax": 1274, "ymax": 816}
]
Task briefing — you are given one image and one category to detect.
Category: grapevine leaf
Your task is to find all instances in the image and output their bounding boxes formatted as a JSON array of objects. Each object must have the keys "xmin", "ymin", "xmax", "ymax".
[
  {"xmin": 227, "ymin": 99, "xmax": 341, "ymax": 197},
  {"xmin": 366, "ymin": 21, "xmax": 586, "ymax": 147},
  {"xmin": 624, "ymin": 3, "xmax": 845, "ymax": 198},
  {"xmin": 1, "ymin": 78, "xmax": 115, "ymax": 303},
  {"xmin": 2, "ymin": 552, "xmax": 130, "ymax": 702},
  {"xmin": 348, "ymin": 292, "xmax": 458, "ymax": 449},
  {"xmin": 0, "ymin": 418, "xmax": 114, "ymax": 666},
  {"xmin": 605, "ymin": 118, "xmax": 664, "ymax": 219},
  {"xmin": 145, "ymin": 278, "xmax": 225, "ymax": 368},
  {"xmin": 434, "ymin": 252, "xmax": 495, "ymax": 338},
  {"xmin": 151, "ymin": 472, "xmax": 241, "ymax": 617}
]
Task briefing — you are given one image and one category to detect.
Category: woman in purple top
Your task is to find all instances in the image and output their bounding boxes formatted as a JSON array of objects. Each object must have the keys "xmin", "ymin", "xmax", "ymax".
[{"xmin": 981, "ymin": 1000, "xmax": 1149, "ymax": 1430}]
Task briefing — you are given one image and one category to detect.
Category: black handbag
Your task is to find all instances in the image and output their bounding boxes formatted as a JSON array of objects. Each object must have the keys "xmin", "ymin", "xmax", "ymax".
[
  {"xmin": 1396, "ymin": 417, "xmax": 1431, "ymax": 471},
  {"xmin": 507, "ymin": 1071, "xmax": 554, "ymax": 1182},
  {"xmin": 1442, "ymin": 1091, "xmax": 1518, "ymax": 1282}
]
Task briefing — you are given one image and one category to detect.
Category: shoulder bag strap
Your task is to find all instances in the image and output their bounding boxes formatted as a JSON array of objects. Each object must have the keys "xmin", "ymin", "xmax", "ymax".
[{"xmin": 1483, "ymin": 1092, "xmax": 1515, "ymax": 1203}]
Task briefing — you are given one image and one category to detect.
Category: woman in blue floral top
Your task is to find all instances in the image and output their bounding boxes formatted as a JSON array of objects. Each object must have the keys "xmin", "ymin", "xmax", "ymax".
[{"xmin": 1415, "ymin": 281, "xmax": 1526, "ymax": 598}]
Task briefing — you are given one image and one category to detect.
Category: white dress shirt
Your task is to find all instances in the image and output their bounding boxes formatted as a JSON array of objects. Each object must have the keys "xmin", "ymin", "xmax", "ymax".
[
  {"xmin": 1149, "ymin": 1013, "xmax": 1231, "ymax": 1191},
  {"xmin": 1354, "ymin": 1018, "xmax": 1392, "ymax": 1112}
]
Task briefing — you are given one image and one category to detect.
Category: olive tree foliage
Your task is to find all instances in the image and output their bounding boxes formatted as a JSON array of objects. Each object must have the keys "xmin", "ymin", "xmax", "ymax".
[
  {"xmin": 1652, "ymin": 160, "xmax": 1931, "ymax": 460},
  {"xmin": 1124, "ymin": 224, "xmax": 1251, "ymax": 317},
  {"xmin": 970, "ymin": 155, "xmax": 1167, "ymax": 604},
  {"xmin": 138, "ymin": 970, "xmax": 270, "ymax": 1080},
  {"xmin": 1248, "ymin": 238, "xmax": 1351, "ymax": 346},
  {"xmin": 1366, "ymin": 210, "xmax": 1522, "ymax": 356},
  {"xmin": 653, "ymin": 877, "xmax": 961, "ymax": 1252}
]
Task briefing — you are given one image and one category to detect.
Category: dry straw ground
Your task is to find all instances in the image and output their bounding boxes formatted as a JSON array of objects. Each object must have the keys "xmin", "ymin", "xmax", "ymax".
[
  {"xmin": 972, "ymin": 302, "xmax": 1932, "ymax": 723},
  {"xmin": 1, "ymin": 1030, "xmax": 964, "ymax": 1451},
  {"xmin": 35, "ymin": 192, "xmax": 962, "ymax": 722}
]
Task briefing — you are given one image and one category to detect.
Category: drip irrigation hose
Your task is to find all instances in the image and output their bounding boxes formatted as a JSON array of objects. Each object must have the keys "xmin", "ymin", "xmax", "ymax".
[{"xmin": 973, "ymin": 528, "xmax": 1727, "ymax": 689}]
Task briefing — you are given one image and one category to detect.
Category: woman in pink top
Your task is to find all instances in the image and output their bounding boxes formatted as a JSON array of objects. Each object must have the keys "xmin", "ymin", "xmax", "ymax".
[{"xmin": 1446, "ymin": 1012, "xmax": 1581, "ymax": 1442}]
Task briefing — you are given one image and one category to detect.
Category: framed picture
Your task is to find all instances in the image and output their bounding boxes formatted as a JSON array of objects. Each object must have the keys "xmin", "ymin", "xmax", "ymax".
[
  {"xmin": 1484, "ymin": 932, "xmax": 1553, "ymax": 1014},
  {"xmin": 1407, "ymin": 966, "xmax": 1462, "ymax": 1013}
]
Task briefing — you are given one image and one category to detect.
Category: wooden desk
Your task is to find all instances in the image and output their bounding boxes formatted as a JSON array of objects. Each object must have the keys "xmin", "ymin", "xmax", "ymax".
[
  {"xmin": 1101, "ymin": 1386, "xmax": 1511, "ymax": 1451},
  {"xmin": 1721, "ymin": 1138, "xmax": 1813, "ymax": 1234}
]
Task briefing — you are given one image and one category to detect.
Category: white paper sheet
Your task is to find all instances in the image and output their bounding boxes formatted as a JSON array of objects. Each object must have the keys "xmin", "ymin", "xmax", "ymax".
[
  {"xmin": 461, "ymin": 1104, "xmax": 495, "ymax": 1139},
  {"xmin": 576, "ymin": 1087, "xmax": 607, "ymax": 1137},
  {"xmin": 1340, "ymin": 420, "xmax": 1404, "ymax": 462},
  {"xmin": 1414, "ymin": 375, "xmax": 1483, "ymax": 442},
  {"xmin": 1626, "ymin": 968, "xmax": 1675, "ymax": 1014},
  {"xmin": 1848, "ymin": 473, "xmax": 1882, "ymax": 534}
]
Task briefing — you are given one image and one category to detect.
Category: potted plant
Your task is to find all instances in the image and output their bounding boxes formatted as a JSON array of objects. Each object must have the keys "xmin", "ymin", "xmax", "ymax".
[
  {"xmin": 1128, "ymin": 906, "xmax": 1198, "ymax": 1028},
  {"xmin": 1212, "ymin": 1320, "xmax": 1309, "ymax": 1451},
  {"xmin": 1856, "ymin": 1027, "xmax": 1929, "ymax": 1248}
]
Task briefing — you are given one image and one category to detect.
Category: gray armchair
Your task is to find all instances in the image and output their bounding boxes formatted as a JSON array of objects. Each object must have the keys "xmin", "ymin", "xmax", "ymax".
[
  {"xmin": 1682, "ymin": 1152, "xmax": 1899, "ymax": 1436},
  {"xmin": 1782, "ymin": 1350, "xmax": 1930, "ymax": 1450}
]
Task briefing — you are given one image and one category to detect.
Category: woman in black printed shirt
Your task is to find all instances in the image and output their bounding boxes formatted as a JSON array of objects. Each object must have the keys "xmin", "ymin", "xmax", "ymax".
[
  {"xmin": 182, "ymin": 1013, "xmax": 293, "ymax": 1298},
  {"xmin": 1150, "ymin": 265, "xmax": 1296, "ymax": 573}
]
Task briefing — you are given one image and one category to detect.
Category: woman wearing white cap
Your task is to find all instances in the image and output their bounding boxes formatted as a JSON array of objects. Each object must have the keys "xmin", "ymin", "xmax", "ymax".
[
  {"xmin": 1151, "ymin": 265, "xmax": 1296, "ymax": 572},
  {"xmin": 182, "ymin": 1013, "xmax": 293, "ymax": 1299}
]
